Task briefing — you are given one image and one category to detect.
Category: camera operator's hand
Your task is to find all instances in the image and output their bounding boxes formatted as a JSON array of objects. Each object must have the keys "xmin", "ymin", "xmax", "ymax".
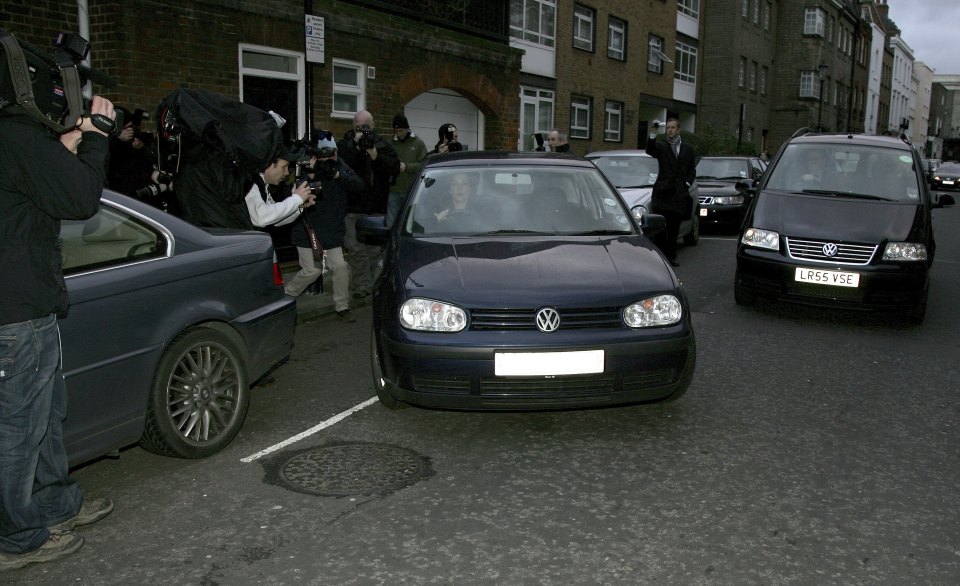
[
  {"xmin": 366, "ymin": 144, "xmax": 378, "ymax": 161},
  {"xmin": 77, "ymin": 96, "xmax": 117, "ymax": 137},
  {"xmin": 59, "ymin": 129, "xmax": 83, "ymax": 154},
  {"xmin": 293, "ymin": 181, "xmax": 316, "ymax": 207}
]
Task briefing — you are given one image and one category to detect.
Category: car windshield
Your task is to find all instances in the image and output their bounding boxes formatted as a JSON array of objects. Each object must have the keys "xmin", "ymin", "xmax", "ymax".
[
  {"xmin": 764, "ymin": 143, "xmax": 921, "ymax": 201},
  {"xmin": 696, "ymin": 158, "xmax": 749, "ymax": 180},
  {"xmin": 587, "ymin": 155, "xmax": 659, "ymax": 188},
  {"xmin": 936, "ymin": 162, "xmax": 960, "ymax": 174},
  {"xmin": 403, "ymin": 165, "xmax": 635, "ymax": 236}
]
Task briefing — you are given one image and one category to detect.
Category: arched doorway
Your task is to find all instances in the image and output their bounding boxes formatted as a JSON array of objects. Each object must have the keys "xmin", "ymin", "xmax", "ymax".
[{"xmin": 404, "ymin": 88, "xmax": 485, "ymax": 151}]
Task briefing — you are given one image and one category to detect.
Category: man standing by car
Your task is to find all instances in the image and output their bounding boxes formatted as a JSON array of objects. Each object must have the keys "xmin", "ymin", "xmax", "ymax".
[
  {"xmin": 337, "ymin": 110, "xmax": 400, "ymax": 301},
  {"xmin": 645, "ymin": 118, "xmax": 696, "ymax": 267},
  {"xmin": 0, "ymin": 90, "xmax": 116, "ymax": 568},
  {"xmin": 387, "ymin": 114, "xmax": 427, "ymax": 227},
  {"xmin": 547, "ymin": 128, "xmax": 570, "ymax": 153}
]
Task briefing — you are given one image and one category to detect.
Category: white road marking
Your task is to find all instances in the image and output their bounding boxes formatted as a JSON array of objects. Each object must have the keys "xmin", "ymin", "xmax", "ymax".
[{"xmin": 240, "ymin": 396, "xmax": 380, "ymax": 463}]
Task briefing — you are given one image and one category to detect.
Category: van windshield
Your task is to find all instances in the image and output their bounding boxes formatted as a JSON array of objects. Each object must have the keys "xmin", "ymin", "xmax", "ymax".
[{"xmin": 766, "ymin": 144, "xmax": 921, "ymax": 202}]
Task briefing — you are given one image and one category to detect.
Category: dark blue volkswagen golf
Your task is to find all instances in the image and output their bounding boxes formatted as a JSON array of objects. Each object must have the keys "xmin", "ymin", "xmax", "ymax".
[{"xmin": 365, "ymin": 152, "xmax": 696, "ymax": 410}]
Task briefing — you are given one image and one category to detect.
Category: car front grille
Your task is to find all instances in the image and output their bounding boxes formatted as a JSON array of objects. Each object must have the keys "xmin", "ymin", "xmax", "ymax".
[
  {"xmin": 699, "ymin": 196, "xmax": 714, "ymax": 204},
  {"xmin": 785, "ymin": 237, "xmax": 877, "ymax": 265},
  {"xmin": 469, "ymin": 307, "xmax": 622, "ymax": 331}
]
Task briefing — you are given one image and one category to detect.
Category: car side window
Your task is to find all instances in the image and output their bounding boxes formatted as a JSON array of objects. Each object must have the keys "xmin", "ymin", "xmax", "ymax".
[{"xmin": 61, "ymin": 202, "xmax": 167, "ymax": 275}]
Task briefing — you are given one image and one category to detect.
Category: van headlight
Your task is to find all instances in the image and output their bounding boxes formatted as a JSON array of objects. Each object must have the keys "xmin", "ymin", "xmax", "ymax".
[
  {"xmin": 624, "ymin": 295, "xmax": 682, "ymax": 327},
  {"xmin": 882, "ymin": 242, "xmax": 927, "ymax": 261},
  {"xmin": 741, "ymin": 227, "xmax": 779, "ymax": 250},
  {"xmin": 400, "ymin": 298, "xmax": 467, "ymax": 332}
]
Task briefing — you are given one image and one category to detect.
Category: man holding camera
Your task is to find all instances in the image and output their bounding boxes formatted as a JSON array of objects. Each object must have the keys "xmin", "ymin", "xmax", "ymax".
[
  {"xmin": 337, "ymin": 110, "xmax": 400, "ymax": 302},
  {"xmin": 431, "ymin": 123, "xmax": 463, "ymax": 155},
  {"xmin": 645, "ymin": 117, "xmax": 696, "ymax": 267},
  {"xmin": 0, "ymin": 57, "xmax": 117, "ymax": 568}
]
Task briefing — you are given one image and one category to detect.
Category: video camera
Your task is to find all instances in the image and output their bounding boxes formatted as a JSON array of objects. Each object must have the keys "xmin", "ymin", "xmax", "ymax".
[
  {"xmin": 0, "ymin": 29, "xmax": 118, "ymax": 134},
  {"xmin": 356, "ymin": 124, "xmax": 378, "ymax": 150}
]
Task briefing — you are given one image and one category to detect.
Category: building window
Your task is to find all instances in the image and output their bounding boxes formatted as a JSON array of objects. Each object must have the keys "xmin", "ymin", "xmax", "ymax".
[
  {"xmin": 240, "ymin": 45, "xmax": 305, "ymax": 138},
  {"xmin": 331, "ymin": 59, "xmax": 364, "ymax": 118},
  {"xmin": 799, "ymin": 71, "xmax": 821, "ymax": 99},
  {"xmin": 764, "ymin": 2, "xmax": 771, "ymax": 30},
  {"xmin": 608, "ymin": 17, "xmax": 626, "ymax": 61},
  {"xmin": 510, "ymin": 0, "xmax": 556, "ymax": 47},
  {"xmin": 753, "ymin": 0, "xmax": 760, "ymax": 23},
  {"xmin": 570, "ymin": 95, "xmax": 591, "ymax": 139},
  {"xmin": 520, "ymin": 87, "xmax": 554, "ymax": 151},
  {"xmin": 573, "ymin": 4, "xmax": 594, "ymax": 51},
  {"xmin": 738, "ymin": 57, "xmax": 746, "ymax": 88},
  {"xmin": 604, "ymin": 100, "xmax": 623, "ymax": 142},
  {"xmin": 750, "ymin": 61, "xmax": 758, "ymax": 92},
  {"xmin": 804, "ymin": 7, "xmax": 825, "ymax": 37},
  {"xmin": 648, "ymin": 35, "xmax": 670, "ymax": 73},
  {"xmin": 674, "ymin": 40, "xmax": 697, "ymax": 84},
  {"xmin": 678, "ymin": 0, "xmax": 700, "ymax": 19},
  {"xmin": 760, "ymin": 65, "xmax": 768, "ymax": 95},
  {"xmin": 741, "ymin": 0, "xmax": 748, "ymax": 18}
]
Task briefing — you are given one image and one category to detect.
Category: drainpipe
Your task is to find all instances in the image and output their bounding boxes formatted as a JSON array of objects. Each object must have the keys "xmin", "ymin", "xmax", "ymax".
[{"xmin": 77, "ymin": 0, "xmax": 92, "ymax": 98}]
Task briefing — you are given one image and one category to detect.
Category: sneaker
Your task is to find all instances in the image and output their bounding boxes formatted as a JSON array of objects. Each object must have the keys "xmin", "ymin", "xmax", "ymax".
[
  {"xmin": 0, "ymin": 532, "xmax": 84, "ymax": 571},
  {"xmin": 48, "ymin": 498, "xmax": 114, "ymax": 534},
  {"xmin": 335, "ymin": 309, "xmax": 356, "ymax": 322}
]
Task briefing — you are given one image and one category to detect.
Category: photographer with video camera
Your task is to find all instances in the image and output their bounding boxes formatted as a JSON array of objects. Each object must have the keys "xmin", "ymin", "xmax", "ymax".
[
  {"xmin": 337, "ymin": 110, "xmax": 400, "ymax": 302},
  {"xmin": 286, "ymin": 132, "xmax": 365, "ymax": 321},
  {"xmin": 0, "ymin": 29, "xmax": 115, "ymax": 569},
  {"xmin": 107, "ymin": 107, "xmax": 168, "ymax": 205},
  {"xmin": 430, "ymin": 122, "xmax": 463, "ymax": 155}
]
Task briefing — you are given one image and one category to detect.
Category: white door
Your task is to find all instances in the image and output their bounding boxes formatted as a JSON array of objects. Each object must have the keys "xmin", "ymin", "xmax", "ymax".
[{"xmin": 404, "ymin": 89, "xmax": 483, "ymax": 151}]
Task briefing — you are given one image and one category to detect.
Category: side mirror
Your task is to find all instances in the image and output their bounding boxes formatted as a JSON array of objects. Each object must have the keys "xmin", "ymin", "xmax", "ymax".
[
  {"xmin": 638, "ymin": 210, "xmax": 666, "ymax": 236},
  {"xmin": 933, "ymin": 193, "xmax": 955, "ymax": 209},
  {"xmin": 356, "ymin": 215, "xmax": 388, "ymax": 246},
  {"xmin": 735, "ymin": 178, "xmax": 757, "ymax": 195}
]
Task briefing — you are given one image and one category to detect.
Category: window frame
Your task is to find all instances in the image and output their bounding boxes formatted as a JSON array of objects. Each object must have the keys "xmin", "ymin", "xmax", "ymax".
[
  {"xmin": 804, "ymin": 7, "xmax": 825, "ymax": 37},
  {"xmin": 678, "ymin": 0, "xmax": 700, "ymax": 19},
  {"xmin": 510, "ymin": 0, "xmax": 557, "ymax": 48},
  {"xmin": 570, "ymin": 95, "xmax": 592, "ymax": 140},
  {"xmin": 648, "ymin": 34, "xmax": 670, "ymax": 74},
  {"xmin": 674, "ymin": 40, "xmax": 698, "ymax": 84},
  {"xmin": 573, "ymin": 4, "xmax": 595, "ymax": 52},
  {"xmin": 607, "ymin": 16, "xmax": 627, "ymax": 61},
  {"xmin": 520, "ymin": 86, "xmax": 555, "ymax": 151},
  {"xmin": 331, "ymin": 58, "xmax": 365, "ymax": 119},
  {"xmin": 604, "ymin": 100, "xmax": 623, "ymax": 142}
]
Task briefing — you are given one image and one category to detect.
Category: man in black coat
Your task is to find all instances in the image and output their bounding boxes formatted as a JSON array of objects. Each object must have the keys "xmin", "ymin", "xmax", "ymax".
[{"xmin": 645, "ymin": 117, "xmax": 696, "ymax": 267}]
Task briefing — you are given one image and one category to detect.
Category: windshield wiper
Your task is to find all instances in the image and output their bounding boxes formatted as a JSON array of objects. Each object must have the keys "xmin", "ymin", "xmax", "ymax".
[
  {"xmin": 800, "ymin": 189, "xmax": 891, "ymax": 201},
  {"xmin": 570, "ymin": 229, "xmax": 632, "ymax": 236},
  {"xmin": 619, "ymin": 184, "xmax": 654, "ymax": 188},
  {"xmin": 482, "ymin": 229, "xmax": 551, "ymax": 235},
  {"xmin": 696, "ymin": 175, "xmax": 717, "ymax": 180},
  {"xmin": 717, "ymin": 176, "xmax": 747, "ymax": 181}
]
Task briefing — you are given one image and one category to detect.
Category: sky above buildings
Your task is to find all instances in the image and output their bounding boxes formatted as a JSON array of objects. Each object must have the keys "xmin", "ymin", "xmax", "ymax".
[{"xmin": 887, "ymin": 0, "xmax": 959, "ymax": 75}]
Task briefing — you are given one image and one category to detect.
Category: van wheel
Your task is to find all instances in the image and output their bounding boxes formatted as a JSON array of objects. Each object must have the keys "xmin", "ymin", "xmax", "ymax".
[{"xmin": 371, "ymin": 327, "xmax": 406, "ymax": 409}]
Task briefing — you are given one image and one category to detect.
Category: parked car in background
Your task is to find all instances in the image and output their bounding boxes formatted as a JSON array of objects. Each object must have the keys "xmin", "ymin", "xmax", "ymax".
[
  {"xmin": 61, "ymin": 190, "xmax": 297, "ymax": 466},
  {"xmin": 931, "ymin": 161, "xmax": 960, "ymax": 190},
  {"xmin": 360, "ymin": 152, "xmax": 696, "ymax": 411},
  {"xmin": 586, "ymin": 149, "xmax": 700, "ymax": 246},
  {"xmin": 735, "ymin": 131, "xmax": 955, "ymax": 324},
  {"xmin": 922, "ymin": 158, "xmax": 941, "ymax": 185},
  {"xmin": 695, "ymin": 155, "xmax": 767, "ymax": 230}
]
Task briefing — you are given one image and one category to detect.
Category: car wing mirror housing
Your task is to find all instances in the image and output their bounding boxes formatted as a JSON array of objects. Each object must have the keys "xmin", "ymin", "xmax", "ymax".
[
  {"xmin": 735, "ymin": 178, "xmax": 757, "ymax": 195},
  {"xmin": 638, "ymin": 210, "xmax": 667, "ymax": 236},
  {"xmin": 356, "ymin": 215, "xmax": 388, "ymax": 246}
]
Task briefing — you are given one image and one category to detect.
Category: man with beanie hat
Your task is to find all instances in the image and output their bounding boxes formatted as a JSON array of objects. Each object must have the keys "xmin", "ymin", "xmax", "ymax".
[{"xmin": 387, "ymin": 113, "xmax": 427, "ymax": 227}]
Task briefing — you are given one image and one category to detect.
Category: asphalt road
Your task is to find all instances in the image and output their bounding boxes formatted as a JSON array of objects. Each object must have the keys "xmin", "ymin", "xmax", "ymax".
[{"xmin": 10, "ymin": 199, "xmax": 960, "ymax": 585}]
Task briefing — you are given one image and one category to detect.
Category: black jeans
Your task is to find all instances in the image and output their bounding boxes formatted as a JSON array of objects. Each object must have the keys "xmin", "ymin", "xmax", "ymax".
[{"xmin": 654, "ymin": 210, "xmax": 684, "ymax": 261}]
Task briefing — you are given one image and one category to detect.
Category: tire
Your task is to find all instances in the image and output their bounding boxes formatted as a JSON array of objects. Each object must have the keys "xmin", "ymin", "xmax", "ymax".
[
  {"xmin": 683, "ymin": 214, "xmax": 700, "ymax": 246},
  {"xmin": 140, "ymin": 328, "xmax": 249, "ymax": 458},
  {"xmin": 733, "ymin": 272, "xmax": 757, "ymax": 306},
  {"xmin": 371, "ymin": 326, "xmax": 406, "ymax": 409}
]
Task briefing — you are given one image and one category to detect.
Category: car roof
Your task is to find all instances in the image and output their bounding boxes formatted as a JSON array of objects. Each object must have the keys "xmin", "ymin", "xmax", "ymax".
[
  {"xmin": 584, "ymin": 149, "xmax": 652, "ymax": 158},
  {"xmin": 787, "ymin": 132, "xmax": 913, "ymax": 151},
  {"xmin": 422, "ymin": 151, "xmax": 594, "ymax": 169}
]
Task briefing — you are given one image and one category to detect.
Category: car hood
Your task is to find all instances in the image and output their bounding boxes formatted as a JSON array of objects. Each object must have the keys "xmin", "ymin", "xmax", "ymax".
[
  {"xmin": 752, "ymin": 191, "xmax": 922, "ymax": 241},
  {"xmin": 617, "ymin": 187, "xmax": 653, "ymax": 208},
  {"xmin": 395, "ymin": 236, "xmax": 675, "ymax": 307},
  {"xmin": 697, "ymin": 181, "xmax": 739, "ymax": 195}
]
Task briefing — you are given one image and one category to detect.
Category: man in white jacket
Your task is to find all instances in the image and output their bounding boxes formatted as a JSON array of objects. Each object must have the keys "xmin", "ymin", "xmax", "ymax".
[{"xmin": 245, "ymin": 148, "xmax": 316, "ymax": 227}]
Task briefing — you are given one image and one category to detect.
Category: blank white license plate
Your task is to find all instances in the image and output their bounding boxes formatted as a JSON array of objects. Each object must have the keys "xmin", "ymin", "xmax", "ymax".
[
  {"xmin": 699, "ymin": 208, "xmax": 708, "ymax": 216},
  {"xmin": 943, "ymin": 180, "xmax": 955, "ymax": 185},
  {"xmin": 794, "ymin": 267, "xmax": 860, "ymax": 288},
  {"xmin": 495, "ymin": 350, "xmax": 604, "ymax": 376}
]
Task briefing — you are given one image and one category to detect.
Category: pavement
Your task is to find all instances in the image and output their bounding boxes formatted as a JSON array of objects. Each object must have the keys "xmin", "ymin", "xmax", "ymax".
[{"xmin": 281, "ymin": 262, "xmax": 356, "ymax": 323}]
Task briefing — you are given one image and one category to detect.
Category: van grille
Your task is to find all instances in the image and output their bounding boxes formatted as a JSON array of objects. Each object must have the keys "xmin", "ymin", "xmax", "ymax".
[{"xmin": 785, "ymin": 237, "xmax": 877, "ymax": 265}]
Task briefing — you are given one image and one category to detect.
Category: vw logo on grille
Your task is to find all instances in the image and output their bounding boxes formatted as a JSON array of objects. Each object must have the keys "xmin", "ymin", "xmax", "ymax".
[
  {"xmin": 822, "ymin": 243, "xmax": 839, "ymax": 257},
  {"xmin": 536, "ymin": 307, "xmax": 561, "ymax": 332}
]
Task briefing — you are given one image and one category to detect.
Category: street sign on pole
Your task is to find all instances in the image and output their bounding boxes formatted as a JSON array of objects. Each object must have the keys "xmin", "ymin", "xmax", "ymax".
[{"xmin": 305, "ymin": 15, "xmax": 324, "ymax": 64}]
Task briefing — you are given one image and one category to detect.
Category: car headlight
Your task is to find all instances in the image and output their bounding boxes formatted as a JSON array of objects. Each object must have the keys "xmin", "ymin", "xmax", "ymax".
[
  {"xmin": 741, "ymin": 227, "xmax": 779, "ymax": 250},
  {"xmin": 400, "ymin": 298, "xmax": 467, "ymax": 332},
  {"xmin": 623, "ymin": 295, "xmax": 682, "ymax": 327},
  {"xmin": 882, "ymin": 242, "xmax": 928, "ymax": 261},
  {"xmin": 712, "ymin": 195, "xmax": 745, "ymax": 205}
]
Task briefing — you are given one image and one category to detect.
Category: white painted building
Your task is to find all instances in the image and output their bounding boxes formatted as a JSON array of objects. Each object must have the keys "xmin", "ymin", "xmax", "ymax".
[
  {"xmin": 912, "ymin": 61, "xmax": 934, "ymax": 156},
  {"xmin": 888, "ymin": 35, "xmax": 914, "ymax": 134}
]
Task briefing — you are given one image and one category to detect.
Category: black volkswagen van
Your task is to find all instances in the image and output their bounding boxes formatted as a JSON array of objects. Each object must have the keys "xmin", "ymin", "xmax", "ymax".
[{"xmin": 734, "ymin": 131, "xmax": 954, "ymax": 324}]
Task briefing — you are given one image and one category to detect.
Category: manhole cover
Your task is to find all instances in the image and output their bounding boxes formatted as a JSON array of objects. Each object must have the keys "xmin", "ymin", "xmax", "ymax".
[{"xmin": 263, "ymin": 442, "xmax": 433, "ymax": 497}]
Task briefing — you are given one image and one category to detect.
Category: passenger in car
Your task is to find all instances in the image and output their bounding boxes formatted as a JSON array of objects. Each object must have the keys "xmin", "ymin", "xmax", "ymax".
[{"xmin": 431, "ymin": 172, "xmax": 477, "ymax": 225}]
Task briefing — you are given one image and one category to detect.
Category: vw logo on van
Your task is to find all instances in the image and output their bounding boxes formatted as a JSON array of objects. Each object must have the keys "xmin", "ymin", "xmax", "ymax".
[
  {"xmin": 536, "ymin": 308, "xmax": 561, "ymax": 332},
  {"xmin": 822, "ymin": 243, "xmax": 839, "ymax": 257}
]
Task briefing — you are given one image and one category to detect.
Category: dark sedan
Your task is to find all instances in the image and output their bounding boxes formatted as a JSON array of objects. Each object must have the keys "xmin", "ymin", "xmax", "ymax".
[
  {"xmin": 931, "ymin": 161, "xmax": 960, "ymax": 190},
  {"xmin": 695, "ymin": 156, "xmax": 766, "ymax": 230},
  {"xmin": 60, "ymin": 190, "xmax": 296, "ymax": 466},
  {"xmin": 365, "ymin": 152, "xmax": 696, "ymax": 411}
]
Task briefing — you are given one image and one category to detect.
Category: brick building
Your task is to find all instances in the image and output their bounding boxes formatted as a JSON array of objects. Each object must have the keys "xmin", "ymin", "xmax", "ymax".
[{"xmin": 1, "ymin": 0, "xmax": 521, "ymax": 151}]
